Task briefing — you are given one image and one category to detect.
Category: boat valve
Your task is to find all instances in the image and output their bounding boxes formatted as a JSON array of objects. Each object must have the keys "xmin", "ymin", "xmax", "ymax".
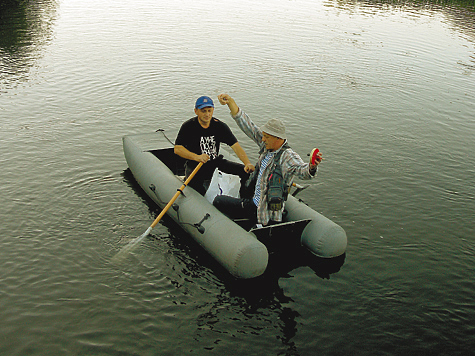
[{"xmin": 194, "ymin": 213, "xmax": 210, "ymax": 234}]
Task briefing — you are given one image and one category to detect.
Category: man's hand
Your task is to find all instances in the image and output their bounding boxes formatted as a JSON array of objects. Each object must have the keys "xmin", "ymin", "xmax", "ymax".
[
  {"xmin": 309, "ymin": 148, "xmax": 323, "ymax": 171},
  {"xmin": 218, "ymin": 93, "xmax": 239, "ymax": 116},
  {"xmin": 218, "ymin": 93, "xmax": 232, "ymax": 105},
  {"xmin": 196, "ymin": 153, "xmax": 210, "ymax": 163},
  {"xmin": 175, "ymin": 145, "xmax": 210, "ymax": 164},
  {"xmin": 244, "ymin": 163, "xmax": 255, "ymax": 173}
]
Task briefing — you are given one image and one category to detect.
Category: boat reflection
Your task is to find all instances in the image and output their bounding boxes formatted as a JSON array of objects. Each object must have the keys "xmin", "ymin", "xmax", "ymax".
[{"xmin": 121, "ymin": 167, "xmax": 345, "ymax": 354}]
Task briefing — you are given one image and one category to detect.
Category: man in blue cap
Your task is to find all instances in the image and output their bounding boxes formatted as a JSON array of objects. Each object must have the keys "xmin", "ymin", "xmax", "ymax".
[{"xmin": 175, "ymin": 96, "xmax": 255, "ymax": 195}]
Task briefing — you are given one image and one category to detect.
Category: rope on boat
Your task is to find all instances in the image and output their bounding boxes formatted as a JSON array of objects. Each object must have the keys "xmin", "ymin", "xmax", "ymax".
[{"xmin": 156, "ymin": 129, "xmax": 175, "ymax": 147}]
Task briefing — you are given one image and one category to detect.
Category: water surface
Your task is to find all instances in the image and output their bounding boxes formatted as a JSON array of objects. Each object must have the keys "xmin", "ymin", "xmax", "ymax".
[{"xmin": 1, "ymin": 0, "xmax": 474, "ymax": 355}]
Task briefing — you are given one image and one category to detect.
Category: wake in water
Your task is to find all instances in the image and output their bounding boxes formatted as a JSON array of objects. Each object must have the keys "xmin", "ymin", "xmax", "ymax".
[{"xmin": 110, "ymin": 227, "xmax": 152, "ymax": 264}]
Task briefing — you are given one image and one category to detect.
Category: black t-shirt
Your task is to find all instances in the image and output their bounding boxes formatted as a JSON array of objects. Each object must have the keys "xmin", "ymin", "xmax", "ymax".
[{"xmin": 175, "ymin": 117, "xmax": 238, "ymax": 162}]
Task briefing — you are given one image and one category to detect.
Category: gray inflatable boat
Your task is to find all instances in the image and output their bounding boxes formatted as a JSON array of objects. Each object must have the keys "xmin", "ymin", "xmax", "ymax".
[{"xmin": 123, "ymin": 130, "xmax": 347, "ymax": 279}]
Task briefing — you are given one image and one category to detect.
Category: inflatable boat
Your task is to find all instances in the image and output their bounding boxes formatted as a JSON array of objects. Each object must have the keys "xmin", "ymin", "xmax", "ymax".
[{"xmin": 122, "ymin": 130, "xmax": 347, "ymax": 279}]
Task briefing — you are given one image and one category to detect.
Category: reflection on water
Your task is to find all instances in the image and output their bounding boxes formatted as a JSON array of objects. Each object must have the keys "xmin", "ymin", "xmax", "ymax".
[
  {"xmin": 121, "ymin": 167, "xmax": 345, "ymax": 353},
  {"xmin": 0, "ymin": 0, "xmax": 58, "ymax": 90},
  {"xmin": 328, "ymin": 0, "xmax": 475, "ymax": 37},
  {"xmin": 162, "ymin": 220, "xmax": 346, "ymax": 354},
  {"xmin": 326, "ymin": 0, "xmax": 475, "ymax": 76},
  {"xmin": 330, "ymin": 0, "xmax": 475, "ymax": 11}
]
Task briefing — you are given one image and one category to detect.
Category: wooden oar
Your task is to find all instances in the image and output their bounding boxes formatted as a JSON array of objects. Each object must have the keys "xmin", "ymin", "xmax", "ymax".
[{"xmin": 112, "ymin": 162, "xmax": 203, "ymax": 262}]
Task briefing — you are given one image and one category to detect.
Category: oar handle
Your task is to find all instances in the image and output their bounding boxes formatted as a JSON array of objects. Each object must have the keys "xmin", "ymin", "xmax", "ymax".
[{"xmin": 150, "ymin": 162, "xmax": 203, "ymax": 229}]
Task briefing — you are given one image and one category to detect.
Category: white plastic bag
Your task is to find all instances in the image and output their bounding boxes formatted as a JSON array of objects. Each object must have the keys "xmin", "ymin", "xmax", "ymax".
[{"xmin": 204, "ymin": 169, "xmax": 241, "ymax": 204}]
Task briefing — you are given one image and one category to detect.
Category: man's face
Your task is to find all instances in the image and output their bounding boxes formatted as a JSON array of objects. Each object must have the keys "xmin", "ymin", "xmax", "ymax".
[
  {"xmin": 195, "ymin": 107, "xmax": 214, "ymax": 127},
  {"xmin": 262, "ymin": 132, "xmax": 283, "ymax": 151}
]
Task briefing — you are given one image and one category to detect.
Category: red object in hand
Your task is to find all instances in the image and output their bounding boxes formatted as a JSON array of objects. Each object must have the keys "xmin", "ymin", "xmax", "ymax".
[{"xmin": 310, "ymin": 148, "xmax": 320, "ymax": 165}]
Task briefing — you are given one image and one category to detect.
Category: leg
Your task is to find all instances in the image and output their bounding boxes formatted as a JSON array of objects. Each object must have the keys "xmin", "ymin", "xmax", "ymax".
[
  {"xmin": 216, "ymin": 158, "xmax": 251, "ymax": 197},
  {"xmin": 185, "ymin": 160, "xmax": 217, "ymax": 196},
  {"xmin": 213, "ymin": 195, "xmax": 257, "ymax": 223},
  {"xmin": 187, "ymin": 178, "xmax": 206, "ymax": 195}
]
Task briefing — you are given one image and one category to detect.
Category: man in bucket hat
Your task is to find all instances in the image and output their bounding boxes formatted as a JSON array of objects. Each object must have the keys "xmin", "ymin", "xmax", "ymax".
[
  {"xmin": 175, "ymin": 96, "xmax": 255, "ymax": 195},
  {"xmin": 213, "ymin": 93, "xmax": 322, "ymax": 227}
]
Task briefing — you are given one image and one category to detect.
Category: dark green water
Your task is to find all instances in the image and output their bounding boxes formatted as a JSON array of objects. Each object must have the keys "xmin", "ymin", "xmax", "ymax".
[{"xmin": 1, "ymin": 0, "xmax": 474, "ymax": 355}]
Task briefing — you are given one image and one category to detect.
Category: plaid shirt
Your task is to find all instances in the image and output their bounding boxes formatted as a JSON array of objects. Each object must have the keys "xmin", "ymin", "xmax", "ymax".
[{"xmin": 232, "ymin": 109, "xmax": 317, "ymax": 225}]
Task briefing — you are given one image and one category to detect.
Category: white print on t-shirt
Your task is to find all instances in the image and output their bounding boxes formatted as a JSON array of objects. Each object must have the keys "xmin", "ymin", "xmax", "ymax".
[{"xmin": 200, "ymin": 135, "xmax": 218, "ymax": 159}]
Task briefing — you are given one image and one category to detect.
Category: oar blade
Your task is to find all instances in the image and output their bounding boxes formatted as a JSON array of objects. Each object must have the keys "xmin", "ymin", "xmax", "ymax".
[
  {"xmin": 111, "ymin": 227, "xmax": 152, "ymax": 264},
  {"xmin": 111, "ymin": 161, "xmax": 204, "ymax": 265}
]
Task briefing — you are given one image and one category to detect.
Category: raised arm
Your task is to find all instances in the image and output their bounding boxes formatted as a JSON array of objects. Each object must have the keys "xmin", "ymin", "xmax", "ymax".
[
  {"xmin": 218, "ymin": 93, "xmax": 263, "ymax": 146},
  {"xmin": 218, "ymin": 93, "xmax": 239, "ymax": 116}
]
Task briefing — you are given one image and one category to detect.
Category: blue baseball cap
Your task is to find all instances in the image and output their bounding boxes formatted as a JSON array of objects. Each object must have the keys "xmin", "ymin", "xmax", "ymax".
[{"xmin": 195, "ymin": 96, "xmax": 214, "ymax": 109}]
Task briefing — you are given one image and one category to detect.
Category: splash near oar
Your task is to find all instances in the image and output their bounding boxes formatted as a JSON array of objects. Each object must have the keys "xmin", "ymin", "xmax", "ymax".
[{"xmin": 112, "ymin": 162, "xmax": 204, "ymax": 263}]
